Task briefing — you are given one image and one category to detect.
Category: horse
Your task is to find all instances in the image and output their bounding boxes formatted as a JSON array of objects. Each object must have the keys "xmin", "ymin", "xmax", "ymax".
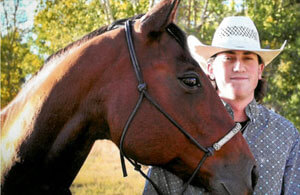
[{"xmin": 1, "ymin": 0, "xmax": 257, "ymax": 194}]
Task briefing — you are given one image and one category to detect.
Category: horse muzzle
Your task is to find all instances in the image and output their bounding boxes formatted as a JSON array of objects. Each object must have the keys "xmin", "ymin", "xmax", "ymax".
[{"xmin": 210, "ymin": 164, "xmax": 258, "ymax": 195}]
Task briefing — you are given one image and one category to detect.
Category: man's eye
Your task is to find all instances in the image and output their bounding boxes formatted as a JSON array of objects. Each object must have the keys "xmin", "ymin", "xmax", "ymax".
[{"xmin": 180, "ymin": 77, "xmax": 200, "ymax": 88}]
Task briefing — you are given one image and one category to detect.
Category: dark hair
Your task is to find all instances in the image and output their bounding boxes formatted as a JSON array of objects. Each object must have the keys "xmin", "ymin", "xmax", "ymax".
[
  {"xmin": 207, "ymin": 54, "xmax": 267, "ymax": 103},
  {"xmin": 254, "ymin": 78, "xmax": 267, "ymax": 103}
]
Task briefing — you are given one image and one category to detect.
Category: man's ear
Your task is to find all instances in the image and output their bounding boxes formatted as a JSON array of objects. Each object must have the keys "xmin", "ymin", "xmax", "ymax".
[
  {"xmin": 136, "ymin": 0, "xmax": 180, "ymax": 36},
  {"xmin": 258, "ymin": 63, "xmax": 265, "ymax": 80},
  {"xmin": 207, "ymin": 63, "xmax": 215, "ymax": 81},
  {"xmin": 206, "ymin": 62, "xmax": 217, "ymax": 89}
]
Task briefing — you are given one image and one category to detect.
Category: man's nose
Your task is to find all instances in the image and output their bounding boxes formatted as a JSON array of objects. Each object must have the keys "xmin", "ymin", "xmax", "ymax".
[{"xmin": 233, "ymin": 60, "xmax": 245, "ymax": 72}]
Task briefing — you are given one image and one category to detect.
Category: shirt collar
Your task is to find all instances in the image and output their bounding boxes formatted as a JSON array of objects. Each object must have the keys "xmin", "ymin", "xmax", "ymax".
[
  {"xmin": 222, "ymin": 99, "xmax": 259, "ymax": 122},
  {"xmin": 245, "ymin": 99, "xmax": 259, "ymax": 122}
]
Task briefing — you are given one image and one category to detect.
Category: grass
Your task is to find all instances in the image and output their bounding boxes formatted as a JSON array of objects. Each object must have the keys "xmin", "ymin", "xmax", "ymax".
[{"xmin": 70, "ymin": 140, "xmax": 148, "ymax": 195}]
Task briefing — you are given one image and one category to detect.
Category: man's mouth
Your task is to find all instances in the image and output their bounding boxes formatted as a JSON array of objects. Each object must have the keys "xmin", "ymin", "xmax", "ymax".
[{"xmin": 230, "ymin": 76, "xmax": 248, "ymax": 81}]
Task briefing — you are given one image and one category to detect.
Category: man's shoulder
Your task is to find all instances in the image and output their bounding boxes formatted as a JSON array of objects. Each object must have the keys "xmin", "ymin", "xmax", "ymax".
[
  {"xmin": 256, "ymin": 104, "xmax": 298, "ymax": 134},
  {"xmin": 257, "ymin": 104, "xmax": 284, "ymax": 119}
]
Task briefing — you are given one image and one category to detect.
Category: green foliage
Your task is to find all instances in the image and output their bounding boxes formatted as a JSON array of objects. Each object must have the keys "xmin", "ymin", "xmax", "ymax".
[
  {"xmin": 244, "ymin": 0, "xmax": 300, "ymax": 130},
  {"xmin": 1, "ymin": 0, "xmax": 43, "ymax": 108},
  {"xmin": 32, "ymin": 0, "xmax": 150, "ymax": 56},
  {"xmin": 177, "ymin": 0, "xmax": 231, "ymax": 43},
  {"xmin": 1, "ymin": 32, "xmax": 42, "ymax": 108}
]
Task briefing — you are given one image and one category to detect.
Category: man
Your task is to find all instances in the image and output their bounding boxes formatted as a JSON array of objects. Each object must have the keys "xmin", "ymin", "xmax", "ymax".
[{"xmin": 143, "ymin": 16, "xmax": 299, "ymax": 194}]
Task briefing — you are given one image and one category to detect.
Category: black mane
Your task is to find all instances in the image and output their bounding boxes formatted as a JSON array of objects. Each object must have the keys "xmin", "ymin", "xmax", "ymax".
[
  {"xmin": 43, "ymin": 14, "xmax": 187, "ymax": 68},
  {"xmin": 166, "ymin": 23, "xmax": 187, "ymax": 50},
  {"xmin": 43, "ymin": 14, "xmax": 144, "ymax": 66}
]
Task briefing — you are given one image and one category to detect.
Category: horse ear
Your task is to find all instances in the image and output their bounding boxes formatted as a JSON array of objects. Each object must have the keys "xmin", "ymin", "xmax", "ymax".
[{"xmin": 138, "ymin": 0, "xmax": 180, "ymax": 36}]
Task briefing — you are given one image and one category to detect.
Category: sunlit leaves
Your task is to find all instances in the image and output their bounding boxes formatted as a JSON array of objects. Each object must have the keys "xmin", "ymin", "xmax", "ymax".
[
  {"xmin": 1, "ymin": 32, "xmax": 42, "ymax": 108},
  {"xmin": 250, "ymin": 0, "xmax": 300, "ymax": 130},
  {"xmin": 32, "ymin": 0, "xmax": 150, "ymax": 57}
]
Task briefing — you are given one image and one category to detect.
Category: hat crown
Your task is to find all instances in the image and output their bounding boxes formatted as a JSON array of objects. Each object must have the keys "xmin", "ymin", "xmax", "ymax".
[{"xmin": 212, "ymin": 16, "xmax": 261, "ymax": 50}]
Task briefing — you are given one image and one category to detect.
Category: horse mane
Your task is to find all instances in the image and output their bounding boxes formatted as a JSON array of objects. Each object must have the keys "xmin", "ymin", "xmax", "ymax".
[
  {"xmin": 165, "ymin": 23, "xmax": 188, "ymax": 50},
  {"xmin": 42, "ymin": 14, "xmax": 144, "ymax": 69},
  {"xmin": 0, "ymin": 15, "xmax": 139, "ymax": 114},
  {"xmin": 44, "ymin": 14, "xmax": 188, "ymax": 69}
]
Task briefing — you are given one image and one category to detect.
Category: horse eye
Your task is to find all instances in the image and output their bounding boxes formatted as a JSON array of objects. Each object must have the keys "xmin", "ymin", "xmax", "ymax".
[{"xmin": 180, "ymin": 77, "xmax": 201, "ymax": 88}]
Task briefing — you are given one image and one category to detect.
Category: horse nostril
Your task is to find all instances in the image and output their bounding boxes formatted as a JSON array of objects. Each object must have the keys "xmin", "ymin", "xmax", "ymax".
[{"xmin": 251, "ymin": 165, "xmax": 258, "ymax": 189}]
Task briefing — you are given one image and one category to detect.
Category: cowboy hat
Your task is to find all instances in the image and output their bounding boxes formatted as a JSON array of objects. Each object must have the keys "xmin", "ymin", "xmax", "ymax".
[{"xmin": 188, "ymin": 16, "xmax": 286, "ymax": 67}]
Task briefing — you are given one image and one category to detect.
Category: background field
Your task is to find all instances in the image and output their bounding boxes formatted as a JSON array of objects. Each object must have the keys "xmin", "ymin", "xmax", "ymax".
[{"xmin": 70, "ymin": 140, "xmax": 149, "ymax": 195}]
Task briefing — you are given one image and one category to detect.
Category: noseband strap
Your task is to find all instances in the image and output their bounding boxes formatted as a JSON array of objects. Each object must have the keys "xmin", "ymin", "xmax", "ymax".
[{"xmin": 119, "ymin": 20, "xmax": 242, "ymax": 195}]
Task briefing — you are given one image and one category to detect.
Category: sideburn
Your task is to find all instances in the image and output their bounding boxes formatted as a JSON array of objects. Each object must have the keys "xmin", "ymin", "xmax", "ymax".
[{"xmin": 254, "ymin": 78, "xmax": 267, "ymax": 103}]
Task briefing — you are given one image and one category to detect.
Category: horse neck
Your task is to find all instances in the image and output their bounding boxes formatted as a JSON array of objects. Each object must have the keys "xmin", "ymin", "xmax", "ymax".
[
  {"xmin": 1, "ymin": 30, "xmax": 127, "ymax": 190},
  {"xmin": 1, "ymin": 28, "xmax": 119, "ymax": 132}
]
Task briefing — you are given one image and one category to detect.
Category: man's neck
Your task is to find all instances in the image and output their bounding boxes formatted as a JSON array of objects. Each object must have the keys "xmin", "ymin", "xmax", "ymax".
[{"xmin": 221, "ymin": 97, "xmax": 252, "ymax": 122}]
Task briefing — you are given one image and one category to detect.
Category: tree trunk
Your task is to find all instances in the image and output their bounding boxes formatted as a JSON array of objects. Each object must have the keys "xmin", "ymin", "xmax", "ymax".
[{"xmin": 101, "ymin": 0, "xmax": 114, "ymax": 24}]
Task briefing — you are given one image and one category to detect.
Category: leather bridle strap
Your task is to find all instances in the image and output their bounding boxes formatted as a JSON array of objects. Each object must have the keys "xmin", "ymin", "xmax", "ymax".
[{"xmin": 119, "ymin": 20, "xmax": 242, "ymax": 195}]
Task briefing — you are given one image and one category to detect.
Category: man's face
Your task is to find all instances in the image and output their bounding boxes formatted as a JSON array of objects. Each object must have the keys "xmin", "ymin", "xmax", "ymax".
[{"xmin": 208, "ymin": 50, "xmax": 264, "ymax": 101}]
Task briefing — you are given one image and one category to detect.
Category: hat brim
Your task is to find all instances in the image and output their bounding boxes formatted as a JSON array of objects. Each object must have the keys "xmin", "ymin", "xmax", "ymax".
[{"xmin": 188, "ymin": 35, "xmax": 286, "ymax": 66}]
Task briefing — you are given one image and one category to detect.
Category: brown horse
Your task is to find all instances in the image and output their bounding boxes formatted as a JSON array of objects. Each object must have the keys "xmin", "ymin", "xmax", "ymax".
[{"xmin": 1, "ymin": 0, "xmax": 257, "ymax": 194}]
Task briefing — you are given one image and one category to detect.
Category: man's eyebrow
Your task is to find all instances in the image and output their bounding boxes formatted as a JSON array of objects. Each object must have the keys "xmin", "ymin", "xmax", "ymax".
[
  {"xmin": 221, "ymin": 51, "xmax": 235, "ymax": 55},
  {"xmin": 221, "ymin": 51, "xmax": 256, "ymax": 55},
  {"xmin": 243, "ymin": 51, "xmax": 257, "ymax": 55}
]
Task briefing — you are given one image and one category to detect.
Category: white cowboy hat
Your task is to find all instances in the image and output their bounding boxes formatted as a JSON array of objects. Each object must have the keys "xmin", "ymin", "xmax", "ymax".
[{"xmin": 188, "ymin": 16, "xmax": 286, "ymax": 67}]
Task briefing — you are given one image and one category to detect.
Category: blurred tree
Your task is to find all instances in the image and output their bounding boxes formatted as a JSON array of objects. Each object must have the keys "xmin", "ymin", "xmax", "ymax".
[
  {"xmin": 244, "ymin": 0, "xmax": 300, "ymax": 129},
  {"xmin": 32, "ymin": 0, "xmax": 150, "ymax": 56},
  {"xmin": 1, "ymin": 0, "xmax": 43, "ymax": 108},
  {"xmin": 176, "ymin": 0, "xmax": 238, "ymax": 43}
]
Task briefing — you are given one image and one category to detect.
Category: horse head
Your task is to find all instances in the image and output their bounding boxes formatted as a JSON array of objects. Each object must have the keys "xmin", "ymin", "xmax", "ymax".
[{"xmin": 100, "ymin": 0, "xmax": 258, "ymax": 193}]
